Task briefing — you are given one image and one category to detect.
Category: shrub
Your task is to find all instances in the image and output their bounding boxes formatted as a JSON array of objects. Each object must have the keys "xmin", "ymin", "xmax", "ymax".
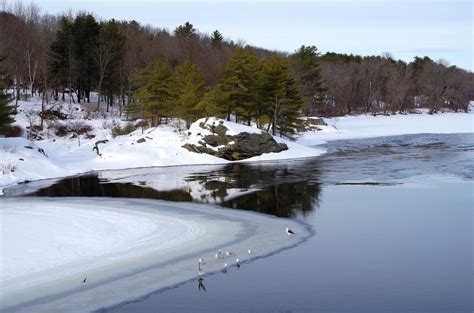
[
  {"xmin": 4, "ymin": 125, "xmax": 23, "ymax": 137},
  {"xmin": 52, "ymin": 122, "xmax": 93, "ymax": 137},
  {"xmin": 1, "ymin": 163, "xmax": 17, "ymax": 174},
  {"xmin": 70, "ymin": 122, "xmax": 93, "ymax": 135},
  {"xmin": 111, "ymin": 121, "xmax": 136, "ymax": 138}
]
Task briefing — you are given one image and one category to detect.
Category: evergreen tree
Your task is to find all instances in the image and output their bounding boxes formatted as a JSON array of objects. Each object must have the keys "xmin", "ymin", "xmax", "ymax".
[
  {"xmin": 48, "ymin": 17, "xmax": 74, "ymax": 99},
  {"xmin": 0, "ymin": 57, "xmax": 14, "ymax": 135},
  {"xmin": 211, "ymin": 30, "xmax": 223, "ymax": 48},
  {"xmin": 291, "ymin": 45, "xmax": 326, "ymax": 115},
  {"xmin": 217, "ymin": 48, "xmax": 262, "ymax": 124},
  {"xmin": 132, "ymin": 60, "xmax": 172, "ymax": 126},
  {"xmin": 170, "ymin": 61, "xmax": 205, "ymax": 128},
  {"xmin": 261, "ymin": 55, "xmax": 303, "ymax": 137},
  {"xmin": 71, "ymin": 14, "xmax": 100, "ymax": 102},
  {"xmin": 174, "ymin": 22, "xmax": 197, "ymax": 40}
]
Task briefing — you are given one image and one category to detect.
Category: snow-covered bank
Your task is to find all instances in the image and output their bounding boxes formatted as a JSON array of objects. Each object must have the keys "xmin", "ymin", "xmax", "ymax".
[
  {"xmin": 0, "ymin": 197, "xmax": 311, "ymax": 313},
  {"xmin": 0, "ymin": 99, "xmax": 323, "ymax": 194},
  {"xmin": 298, "ymin": 112, "xmax": 474, "ymax": 146},
  {"xmin": 2, "ymin": 97, "xmax": 473, "ymax": 195}
]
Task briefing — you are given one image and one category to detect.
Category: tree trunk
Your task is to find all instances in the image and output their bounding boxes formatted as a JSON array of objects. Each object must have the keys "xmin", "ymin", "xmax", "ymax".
[
  {"xmin": 96, "ymin": 77, "xmax": 103, "ymax": 110},
  {"xmin": 15, "ymin": 77, "xmax": 20, "ymax": 113}
]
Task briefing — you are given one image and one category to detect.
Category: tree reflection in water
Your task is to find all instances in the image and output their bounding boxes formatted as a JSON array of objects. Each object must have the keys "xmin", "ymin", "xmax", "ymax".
[{"xmin": 21, "ymin": 160, "xmax": 322, "ymax": 218}]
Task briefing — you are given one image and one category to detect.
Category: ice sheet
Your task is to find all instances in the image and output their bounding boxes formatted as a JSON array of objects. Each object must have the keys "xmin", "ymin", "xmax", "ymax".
[{"xmin": 0, "ymin": 197, "xmax": 311, "ymax": 313}]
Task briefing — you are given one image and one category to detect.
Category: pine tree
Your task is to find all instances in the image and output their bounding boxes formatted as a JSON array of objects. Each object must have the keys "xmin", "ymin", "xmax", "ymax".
[
  {"xmin": 261, "ymin": 55, "xmax": 303, "ymax": 137},
  {"xmin": 49, "ymin": 17, "xmax": 74, "ymax": 100},
  {"xmin": 291, "ymin": 45, "xmax": 326, "ymax": 115},
  {"xmin": 0, "ymin": 57, "xmax": 14, "ymax": 135},
  {"xmin": 211, "ymin": 30, "xmax": 224, "ymax": 48},
  {"xmin": 132, "ymin": 60, "xmax": 172, "ymax": 127},
  {"xmin": 217, "ymin": 48, "xmax": 262, "ymax": 124},
  {"xmin": 170, "ymin": 61, "xmax": 206, "ymax": 128},
  {"xmin": 174, "ymin": 22, "xmax": 197, "ymax": 40},
  {"xmin": 72, "ymin": 14, "xmax": 100, "ymax": 103}
]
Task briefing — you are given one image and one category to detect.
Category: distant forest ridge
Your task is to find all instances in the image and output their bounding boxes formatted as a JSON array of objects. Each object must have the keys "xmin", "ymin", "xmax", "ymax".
[{"xmin": 0, "ymin": 2, "xmax": 473, "ymax": 136}]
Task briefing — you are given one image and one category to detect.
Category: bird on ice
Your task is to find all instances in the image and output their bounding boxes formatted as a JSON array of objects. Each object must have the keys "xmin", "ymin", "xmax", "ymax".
[
  {"xmin": 247, "ymin": 249, "xmax": 252, "ymax": 254},
  {"xmin": 198, "ymin": 258, "xmax": 206, "ymax": 274},
  {"xmin": 82, "ymin": 277, "xmax": 87, "ymax": 283},
  {"xmin": 225, "ymin": 251, "xmax": 235, "ymax": 257},
  {"xmin": 215, "ymin": 249, "xmax": 224, "ymax": 259},
  {"xmin": 235, "ymin": 258, "xmax": 240, "ymax": 270},
  {"xmin": 286, "ymin": 227, "xmax": 295, "ymax": 235},
  {"xmin": 221, "ymin": 263, "xmax": 228, "ymax": 274}
]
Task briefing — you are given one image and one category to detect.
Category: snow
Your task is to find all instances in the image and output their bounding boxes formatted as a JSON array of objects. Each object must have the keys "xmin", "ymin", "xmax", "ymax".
[
  {"xmin": 188, "ymin": 117, "xmax": 262, "ymax": 138},
  {"xmin": 1, "ymin": 97, "xmax": 473, "ymax": 195},
  {"xmin": 0, "ymin": 197, "xmax": 310, "ymax": 313},
  {"xmin": 0, "ymin": 138, "xmax": 72, "ymax": 189},
  {"xmin": 0, "ymin": 100, "xmax": 325, "ymax": 195},
  {"xmin": 297, "ymin": 112, "xmax": 474, "ymax": 146}
]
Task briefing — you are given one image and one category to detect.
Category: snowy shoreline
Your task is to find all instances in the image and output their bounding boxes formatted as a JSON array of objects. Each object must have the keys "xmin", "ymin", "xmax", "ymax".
[
  {"xmin": 1, "ymin": 109, "xmax": 473, "ymax": 195},
  {"xmin": 0, "ymin": 197, "xmax": 311, "ymax": 313}
]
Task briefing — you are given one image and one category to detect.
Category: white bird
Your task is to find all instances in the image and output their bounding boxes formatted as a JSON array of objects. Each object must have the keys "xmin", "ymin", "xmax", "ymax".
[
  {"xmin": 216, "ymin": 249, "xmax": 224, "ymax": 258},
  {"xmin": 221, "ymin": 263, "xmax": 228, "ymax": 274},
  {"xmin": 235, "ymin": 258, "xmax": 240, "ymax": 270},
  {"xmin": 247, "ymin": 249, "xmax": 252, "ymax": 254},
  {"xmin": 225, "ymin": 251, "xmax": 235, "ymax": 257},
  {"xmin": 286, "ymin": 227, "xmax": 295, "ymax": 235},
  {"xmin": 198, "ymin": 258, "xmax": 206, "ymax": 274}
]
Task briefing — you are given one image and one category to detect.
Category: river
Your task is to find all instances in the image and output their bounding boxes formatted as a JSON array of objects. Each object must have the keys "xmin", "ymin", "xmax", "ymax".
[{"xmin": 4, "ymin": 133, "xmax": 473, "ymax": 313}]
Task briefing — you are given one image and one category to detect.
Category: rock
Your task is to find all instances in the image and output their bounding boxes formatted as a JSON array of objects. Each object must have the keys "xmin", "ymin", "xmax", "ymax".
[
  {"xmin": 214, "ymin": 124, "xmax": 228, "ymax": 136},
  {"xmin": 183, "ymin": 128, "xmax": 288, "ymax": 161},
  {"xmin": 306, "ymin": 117, "xmax": 327, "ymax": 126},
  {"xmin": 136, "ymin": 138, "xmax": 146, "ymax": 143},
  {"xmin": 297, "ymin": 117, "xmax": 327, "ymax": 132}
]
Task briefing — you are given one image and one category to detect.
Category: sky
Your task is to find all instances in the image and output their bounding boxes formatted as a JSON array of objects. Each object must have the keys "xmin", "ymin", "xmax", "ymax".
[{"xmin": 28, "ymin": 0, "xmax": 473, "ymax": 71}]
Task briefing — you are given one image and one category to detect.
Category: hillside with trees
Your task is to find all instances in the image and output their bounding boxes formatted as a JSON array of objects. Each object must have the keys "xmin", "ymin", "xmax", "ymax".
[{"xmin": 0, "ymin": 3, "xmax": 473, "ymax": 137}]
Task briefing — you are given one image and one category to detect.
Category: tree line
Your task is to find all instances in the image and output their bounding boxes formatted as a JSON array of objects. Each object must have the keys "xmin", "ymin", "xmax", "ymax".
[{"xmin": 0, "ymin": 3, "xmax": 472, "ymax": 136}]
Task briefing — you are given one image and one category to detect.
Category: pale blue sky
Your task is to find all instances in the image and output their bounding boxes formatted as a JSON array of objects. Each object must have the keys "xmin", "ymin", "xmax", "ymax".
[{"xmin": 32, "ymin": 0, "xmax": 473, "ymax": 71}]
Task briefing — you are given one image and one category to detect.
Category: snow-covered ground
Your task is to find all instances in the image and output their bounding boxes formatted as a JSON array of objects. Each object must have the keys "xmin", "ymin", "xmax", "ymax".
[
  {"xmin": 0, "ymin": 99, "xmax": 323, "ymax": 194},
  {"xmin": 0, "ymin": 197, "xmax": 310, "ymax": 313},
  {"xmin": 298, "ymin": 111, "xmax": 474, "ymax": 146},
  {"xmin": 1, "ymin": 98, "xmax": 473, "ymax": 195}
]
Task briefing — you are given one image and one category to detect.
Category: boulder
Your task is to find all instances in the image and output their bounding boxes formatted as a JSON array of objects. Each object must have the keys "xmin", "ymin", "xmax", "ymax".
[
  {"xmin": 306, "ymin": 117, "xmax": 327, "ymax": 126},
  {"xmin": 183, "ymin": 120, "xmax": 288, "ymax": 161}
]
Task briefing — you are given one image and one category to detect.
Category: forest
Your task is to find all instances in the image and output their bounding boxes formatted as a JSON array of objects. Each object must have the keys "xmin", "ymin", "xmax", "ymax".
[{"xmin": 1, "ymin": 3, "xmax": 473, "ymax": 136}]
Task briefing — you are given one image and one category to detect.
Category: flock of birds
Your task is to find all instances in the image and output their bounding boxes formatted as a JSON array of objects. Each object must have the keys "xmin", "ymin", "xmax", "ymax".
[
  {"xmin": 81, "ymin": 227, "xmax": 295, "ymax": 286},
  {"xmin": 195, "ymin": 227, "xmax": 295, "ymax": 291}
]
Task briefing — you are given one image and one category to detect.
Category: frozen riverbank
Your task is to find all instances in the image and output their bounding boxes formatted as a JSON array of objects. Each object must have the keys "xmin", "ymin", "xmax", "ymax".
[
  {"xmin": 0, "ymin": 197, "xmax": 311, "ymax": 313},
  {"xmin": 1, "ymin": 97, "xmax": 473, "ymax": 195},
  {"xmin": 0, "ymin": 100, "xmax": 323, "ymax": 195},
  {"xmin": 298, "ymin": 111, "xmax": 474, "ymax": 146}
]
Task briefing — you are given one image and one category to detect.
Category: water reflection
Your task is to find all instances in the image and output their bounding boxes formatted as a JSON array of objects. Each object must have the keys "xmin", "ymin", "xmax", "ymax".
[
  {"xmin": 8, "ymin": 133, "xmax": 473, "ymax": 218},
  {"xmin": 20, "ymin": 162, "xmax": 323, "ymax": 218}
]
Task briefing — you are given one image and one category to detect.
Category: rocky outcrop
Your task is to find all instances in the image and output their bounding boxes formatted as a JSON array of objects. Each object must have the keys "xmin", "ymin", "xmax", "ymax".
[{"xmin": 183, "ymin": 120, "xmax": 288, "ymax": 161}]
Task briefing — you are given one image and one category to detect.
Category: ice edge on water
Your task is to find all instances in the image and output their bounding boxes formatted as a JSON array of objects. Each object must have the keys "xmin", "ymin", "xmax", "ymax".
[{"xmin": 0, "ymin": 197, "xmax": 314, "ymax": 313}]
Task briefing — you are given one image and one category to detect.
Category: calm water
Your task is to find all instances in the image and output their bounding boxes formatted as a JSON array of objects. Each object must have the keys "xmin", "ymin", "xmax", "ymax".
[{"xmin": 5, "ymin": 133, "xmax": 474, "ymax": 313}]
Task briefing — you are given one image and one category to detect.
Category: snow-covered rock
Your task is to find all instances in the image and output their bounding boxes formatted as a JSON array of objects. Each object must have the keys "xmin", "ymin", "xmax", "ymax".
[{"xmin": 183, "ymin": 118, "xmax": 288, "ymax": 160}]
